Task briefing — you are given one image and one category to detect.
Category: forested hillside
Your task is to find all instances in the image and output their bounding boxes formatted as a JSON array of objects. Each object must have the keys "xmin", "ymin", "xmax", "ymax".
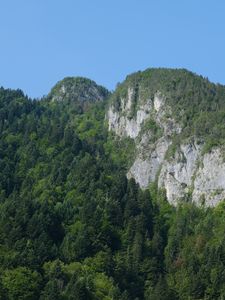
[{"xmin": 0, "ymin": 74, "xmax": 224, "ymax": 299}]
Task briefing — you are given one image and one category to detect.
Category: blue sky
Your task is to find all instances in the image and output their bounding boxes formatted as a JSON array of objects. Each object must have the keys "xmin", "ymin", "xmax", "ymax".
[{"xmin": 0, "ymin": 0, "xmax": 225, "ymax": 98}]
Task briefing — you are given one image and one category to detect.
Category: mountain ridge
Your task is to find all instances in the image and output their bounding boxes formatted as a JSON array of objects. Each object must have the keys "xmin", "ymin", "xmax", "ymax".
[
  {"xmin": 0, "ymin": 68, "xmax": 225, "ymax": 298},
  {"xmin": 1, "ymin": 68, "xmax": 225, "ymax": 207}
]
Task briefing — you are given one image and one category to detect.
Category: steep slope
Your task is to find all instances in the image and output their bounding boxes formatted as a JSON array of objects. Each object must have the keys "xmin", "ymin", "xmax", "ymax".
[
  {"xmin": 107, "ymin": 68, "xmax": 225, "ymax": 206},
  {"xmin": 0, "ymin": 80, "xmax": 225, "ymax": 299}
]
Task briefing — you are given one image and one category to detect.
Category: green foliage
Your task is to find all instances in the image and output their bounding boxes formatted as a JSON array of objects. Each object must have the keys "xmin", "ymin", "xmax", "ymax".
[
  {"xmin": 104, "ymin": 133, "xmax": 136, "ymax": 168},
  {"xmin": 141, "ymin": 118, "xmax": 163, "ymax": 143},
  {"xmin": 165, "ymin": 203, "xmax": 225, "ymax": 299},
  {"xmin": 1, "ymin": 267, "xmax": 41, "ymax": 300},
  {"xmin": 0, "ymin": 76, "xmax": 225, "ymax": 300}
]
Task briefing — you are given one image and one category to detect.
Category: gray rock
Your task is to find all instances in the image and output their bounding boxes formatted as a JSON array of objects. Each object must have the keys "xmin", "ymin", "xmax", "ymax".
[{"xmin": 107, "ymin": 86, "xmax": 225, "ymax": 207}]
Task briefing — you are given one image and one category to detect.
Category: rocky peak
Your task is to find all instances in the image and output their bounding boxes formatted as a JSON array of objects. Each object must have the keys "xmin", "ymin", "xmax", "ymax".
[{"xmin": 48, "ymin": 77, "xmax": 110, "ymax": 103}]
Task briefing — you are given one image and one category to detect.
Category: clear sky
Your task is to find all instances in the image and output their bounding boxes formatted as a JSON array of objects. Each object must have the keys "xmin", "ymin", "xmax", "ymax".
[{"xmin": 0, "ymin": 0, "xmax": 225, "ymax": 98}]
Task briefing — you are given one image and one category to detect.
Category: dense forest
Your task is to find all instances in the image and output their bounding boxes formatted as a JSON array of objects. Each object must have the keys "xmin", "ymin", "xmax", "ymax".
[{"xmin": 0, "ymin": 72, "xmax": 225, "ymax": 299}]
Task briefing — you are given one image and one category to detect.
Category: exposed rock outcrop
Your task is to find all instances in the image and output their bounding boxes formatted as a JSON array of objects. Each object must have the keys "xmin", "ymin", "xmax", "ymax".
[
  {"xmin": 108, "ymin": 87, "xmax": 152, "ymax": 138},
  {"xmin": 107, "ymin": 72, "xmax": 225, "ymax": 207},
  {"xmin": 49, "ymin": 77, "xmax": 109, "ymax": 103},
  {"xmin": 192, "ymin": 149, "xmax": 225, "ymax": 206}
]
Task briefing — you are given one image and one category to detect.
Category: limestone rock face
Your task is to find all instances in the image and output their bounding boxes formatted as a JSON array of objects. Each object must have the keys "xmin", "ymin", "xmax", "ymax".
[
  {"xmin": 128, "ymin": 137, "xmax": 171, "ymax": 188},
  {"xmin": 192, "ymin": 149, "xmax": 225, "ymax": 206},
  {"xmin": 108, "ymin": 87, "xmax": 152, "ymax": 139},
  {"xmin": 158, "ymin": 143, "xmax": 202, "ymax": 205},
  {"xmin": 157, "ymin": 144, "xmax": 225, "ymax": 206},
  {"xmin": 107, "ymin": 84, "xmax": 225, "ymax": 207}
]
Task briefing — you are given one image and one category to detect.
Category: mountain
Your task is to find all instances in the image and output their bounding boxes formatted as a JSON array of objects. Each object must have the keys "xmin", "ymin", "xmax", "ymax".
[
  {"xmin": 49, "ymin": 77, "xmax": 110, "ymax": 103},
  {"xmin": 0, "ymin": 70, "xmax": 224, "ymax": 299},
  {"xmin": 107, "ymin": 68, "xmax": 225, "ymax": 206}
]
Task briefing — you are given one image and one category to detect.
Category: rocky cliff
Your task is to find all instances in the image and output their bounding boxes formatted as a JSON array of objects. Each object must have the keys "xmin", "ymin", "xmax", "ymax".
[{"xmin": 107, "ymin": 68, "xmax": 225, "ymax": 206}]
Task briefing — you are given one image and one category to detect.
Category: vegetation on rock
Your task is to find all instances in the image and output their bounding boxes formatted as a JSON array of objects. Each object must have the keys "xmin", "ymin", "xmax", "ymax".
[{"xmin": 0, "ymin": 70, "xmax": 225, "ymax": 299}]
